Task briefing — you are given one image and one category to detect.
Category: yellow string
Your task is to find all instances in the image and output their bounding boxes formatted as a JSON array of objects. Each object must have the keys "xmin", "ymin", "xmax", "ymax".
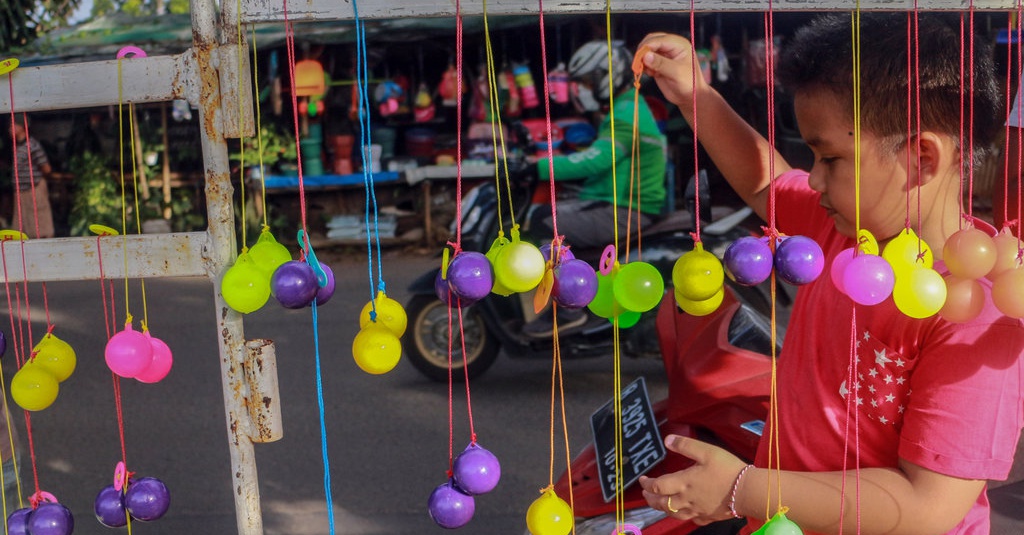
[
  {"xmin": 853, "ymin": 8, "xmax": 862, "ymax": 237},
  {"xmin": 236, "ymin": 0, "xmax": 248, "ymax": 248},
  {"xmin": 481, "ymin": 1, "xmax": 517, "ymax": 231},
  {"xmin": 252, "ymin": 27, "xmax": 269, "ymax": 229},
  {"xmin": 606, "ymin": 9, "xmax": 619, "ymax": 256},
  {"xmin": 116, "ymin": 60, "xmax": 132, "ymax": 324},
  {"xmin": 127, "ymin": 103, "xmax": 150, "ymax": 330}
]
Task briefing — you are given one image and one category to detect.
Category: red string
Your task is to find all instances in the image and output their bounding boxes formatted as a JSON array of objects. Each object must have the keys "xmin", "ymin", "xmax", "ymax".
[
  {"xmin": 689, "ymin": 2, "xmax": 701, "ymax": 241},
  {"xmin": 958, "ymin": 14, "xmax": 966, "ymax": 224},
  {"xmin": 537, "ymin": 0, "xmax": 560, "ymax": 239},
  {"xmin": 16, "ymin": 114, "xmax": 52, "ymax": 328},
  {"xmin": 457, "ymin": 306, "xmax": 476, "ymax": 443},
  {"xmin": 1003, "ymin": 14, "xmax": 1014, "ymax": 228},
  {"xmin": 96, "ymin": 237, "xmax": 129, "ymax": 468},
  {"xmin": 446, "ymin": 293, "xmax": 455, "ymax": 475},
  {"xmin": 454, "ymin": 0, "xmax": 464, "ymax": 248},
  {"xmin": 1016, "ymin": 2, "xmax": 1023, "ymax": 231},
  {"xmin": 282, "ymin": 2, "xmax": 309, "ymax": 252},
  {"xmin": 967, "ymin": 2, "xmax": 976, "ymax": 219}
]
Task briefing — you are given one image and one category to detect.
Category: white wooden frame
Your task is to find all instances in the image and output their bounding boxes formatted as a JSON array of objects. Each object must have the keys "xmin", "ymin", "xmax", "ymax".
[{"xmin": 0, "ymin": 0, "xmax": 1015, "ymax": 533}]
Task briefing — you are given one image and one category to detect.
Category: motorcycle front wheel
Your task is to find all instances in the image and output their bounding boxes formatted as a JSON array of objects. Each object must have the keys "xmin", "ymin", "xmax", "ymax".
[{"xmin": 404, "ymin": 295, "xmax": 501, "ymax": 382}]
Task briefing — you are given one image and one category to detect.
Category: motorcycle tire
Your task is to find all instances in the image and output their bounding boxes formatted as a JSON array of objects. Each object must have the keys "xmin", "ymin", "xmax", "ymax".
[{"xmin": 403, "ymin": 294, "xmax": 501, "ymax": 382}]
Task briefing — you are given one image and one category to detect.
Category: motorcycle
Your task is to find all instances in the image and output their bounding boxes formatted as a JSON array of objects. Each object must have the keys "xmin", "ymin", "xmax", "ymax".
[
  {"xmin": 556, "ymin": 281, "xmax": 780, "ymax": 535},
  {"xmin": 401, "ymin": 125, "xmax": 773, "ymax": 381}
]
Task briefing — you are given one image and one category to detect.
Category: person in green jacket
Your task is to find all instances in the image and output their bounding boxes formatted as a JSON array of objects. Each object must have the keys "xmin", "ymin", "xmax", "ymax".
[
  {"xmin": 532, "ymin": 40, "xmax": 668, "ymax": 251},
  {"xmin": 524, "ymin": 40, "xmax": 668, "ymax": 338}
]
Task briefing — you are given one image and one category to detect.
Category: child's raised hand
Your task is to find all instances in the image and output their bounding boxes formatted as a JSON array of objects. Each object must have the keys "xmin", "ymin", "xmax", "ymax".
[{"xmin": 636, "ymin": 33, "xmax": 707, "ymax": 108}]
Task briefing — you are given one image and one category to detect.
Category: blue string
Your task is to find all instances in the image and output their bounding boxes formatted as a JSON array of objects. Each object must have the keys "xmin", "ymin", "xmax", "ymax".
[{"xmin": 311, "ymin": 301, "xmax": 336, "ymax": 535}]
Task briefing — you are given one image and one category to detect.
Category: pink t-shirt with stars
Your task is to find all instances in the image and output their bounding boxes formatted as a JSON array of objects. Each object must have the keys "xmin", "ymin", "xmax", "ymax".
[{"xmin": 743, "ymin": 170, "xmax": 1024, "ymax": 535}]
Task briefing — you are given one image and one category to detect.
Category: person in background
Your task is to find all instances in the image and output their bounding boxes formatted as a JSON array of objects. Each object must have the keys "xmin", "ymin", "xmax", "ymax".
[
  {"xmin": 10, "ymin": 114, "xmax": 54, "ymax": 239},
  {"xmin": 524, "ymin": 40, "xmax": 668, "ymax": 337},
  {"xmin": 637, "ymin": 12, "xmax": 1023, "ymax": 535},
  {"xmin": 998, "ymin": 78, "xmax": 1023, "ymax": 231}
]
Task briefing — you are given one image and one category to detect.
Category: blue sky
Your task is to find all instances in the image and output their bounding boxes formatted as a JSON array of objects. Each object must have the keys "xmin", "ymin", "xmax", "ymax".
[{"xmin": 69, "ymin": 0, "xmax": 94, "ymax": 24}]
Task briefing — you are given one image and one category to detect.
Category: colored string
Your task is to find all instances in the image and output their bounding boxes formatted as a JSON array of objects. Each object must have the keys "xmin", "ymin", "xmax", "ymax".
[
  {"xmin": 912, "ymin": 6, "xmax": 923, "ymax": 257},
  {"xmin": 446, "ymin": 294, "xmax": 455, "ymax": 473},
  {"xmin": 281, "ymin": 5, "xmax": 309, "ymax": 247},
  {"xmin": 481, "ymin": 0, "xmax": 517, "ymax": 234},
  {"xmin": 958, "ymin": 14, "xmax": 967, "ymax": 222},
  {"xmin": 456, "ymin": 306, "xmax": 476, "ymax": 441},
  {"xmin": 126, "ymin": 103, "xmax": 151, "ymax": 330},
  {"xmin": 310, "ymin": 301, "xmax": 336, "ymax": 535},
  {"xmin": 1018, "ymin": 4, "xmax": 1023, "ymax": 230},
  {"xmin": 905, "ymin": 14, "xmax": 914, "ymax": 231},
  {"xmin": 852, "ymin": 8, "xmax": 863, "ymax": 242},
  {"xmin": 116, "ymin": 60, "xmax": 136, "ymax": 328},
  {"xmin": 537, "ymin": 0, "xmax": 560, "ymax": 240},
  {"xmin": 252, "ymin": 29, "xmax": 270, "ymax": 229},
  {"xmin": 454, "ymin": 0, "xmax": 465, "ymax": 248},
  {"xmin": 236, "ymin": 0, "xmax": 248, "ymax": 250},
  {"xmin": 967, "ymin": 1, "xmax": 976, "ymax": 219}
]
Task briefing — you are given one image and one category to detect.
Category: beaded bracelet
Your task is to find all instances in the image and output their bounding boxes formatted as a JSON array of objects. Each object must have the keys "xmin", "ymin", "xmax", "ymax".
[{"xmin": 728, "ymin": 464, "xmax": 755, "ymax": 519}]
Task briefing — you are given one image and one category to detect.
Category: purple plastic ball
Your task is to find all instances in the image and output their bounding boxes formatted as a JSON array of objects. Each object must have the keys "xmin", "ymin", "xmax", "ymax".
[
  {"xmin": 774, "ymin": 235, "xmax": 824, "ymax": 285},
  {"xmin": 540, "ymin": 243, "xmax": 575, "ymax": 264},
  {"xmin": 427, "ymin": 480, "xmax": 475, "ymax": 529},
  {"xmin": 724, "ymin": 236, "xmax": 774, "ymax": 286},
  {"xmin": 434, "ymin": 271, "xmax": 456, "ymax": 306},
  {"xmin": 125, "ymin": 477, "xmax": 170, "ymax": 522},
  {"xmin": 270, "ymin": 260, "xmax": 320, "ymax": 309},
  {"xmin": 7, "ymin": 507, "xmax": 31, "ymax": 535},
  {"xmin": 452, "ymin": 443, "xmax": 502, "ymax": 495},
  {"xmin": 27, "ymin": 503, "xmax": 73, "ymax": 535},
  {"xmin": 0, "ymin": 330, "xmax": 6, "ymax": 358},
  {"xmin": 314, "ymin": 263, "xmax": 336, "ymax": 306},
  {"xmin": 552, "ymin": 259, "xmax": 598, "ymax": 309},
  {"xmin": 94, "ymin": 484, "xmax": 128, "ymax": 528},
  {"xmin": 447, "ymin": 252, "xmax": 494, "ymax": 302}
]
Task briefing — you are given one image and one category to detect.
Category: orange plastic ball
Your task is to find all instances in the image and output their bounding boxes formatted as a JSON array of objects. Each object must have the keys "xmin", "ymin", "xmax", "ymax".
[
  {"xmin": 991, "ymin": 268, "xmax": 1024, "ymax": 318},
  {"xmin": 943, "ymin": 227, "xmax": 997, "ymax": 280},
  {"xmin": 988, "ymin": 230, "xmax": 1022, "ymax": 279},
  {"xmin": 938, "ymin": 274, "xmax": 986, "ymax": 323}
]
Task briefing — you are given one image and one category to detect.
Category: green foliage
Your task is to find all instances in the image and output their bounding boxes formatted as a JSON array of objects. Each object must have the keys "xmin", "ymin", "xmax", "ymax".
[
  {"xmin": 230, "ymin": 122, "xmax": 297, "ymax": 171},
  {"xmin": 1, "ymin": 0, "xmax": 79, "ymax": 49},
  {"xmin": 68, "ymin": 152, "xmax": 124, "ymax": 236}
]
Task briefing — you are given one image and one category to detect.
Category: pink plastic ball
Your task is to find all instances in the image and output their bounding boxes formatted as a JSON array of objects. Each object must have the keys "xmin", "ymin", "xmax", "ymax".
[
  {"xmin": 105, "ymin": 325, "xmax": 154, "ymax": 379},
  {"xmin": 830, "ymin": 248, "xmax": 856, "ymax": 295},
  {"xmin": 135, "ymin": 332, "xmax": 173, "ymax": 384},
  {"xmin": 991, "ymin": 268, "xmax": 1024, "ymax": 318},
  {"xmin": 943, "ymin": 227, "xmax": 997, "ymax": 280},
  {"xmin": 939, "ymin": 274, "xmax": 986, "ymax": 323},
  {"xmin": 842, "ymin": 254, "xmax": 895, "ymax": 306}
]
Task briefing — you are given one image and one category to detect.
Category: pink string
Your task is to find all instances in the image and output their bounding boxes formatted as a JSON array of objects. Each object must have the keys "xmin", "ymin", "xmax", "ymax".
[
  {"xmin": 454, "ymin": 0, "xmax": 464, "ymax": 248},
  {"xmin": 967, "ymin": 2, "xmax": 976, "ymax": 218},
  {"xmin": 282, "ymin": 1, "xmax": 309, "ymax": 254},
  {"xmin": 538, "ymin": 0, "xmax": 560, "ymax": 239}
]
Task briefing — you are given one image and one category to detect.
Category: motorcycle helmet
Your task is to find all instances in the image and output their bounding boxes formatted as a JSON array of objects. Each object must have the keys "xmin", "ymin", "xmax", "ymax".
[{"xmin": 567, "ymin": 40, "xmax": 632, "ymax": 104}]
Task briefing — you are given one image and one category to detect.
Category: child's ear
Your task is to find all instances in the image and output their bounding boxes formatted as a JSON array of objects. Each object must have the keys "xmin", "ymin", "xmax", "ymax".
[{"xmin": 909, "ymin": 132, "xmax": 954, "ymax": 186}]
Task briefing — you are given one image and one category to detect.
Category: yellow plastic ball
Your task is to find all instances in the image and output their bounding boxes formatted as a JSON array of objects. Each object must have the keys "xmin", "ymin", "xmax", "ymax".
[
  {"xmin": 892, "ymin": 267, "xmax": 947, "ymax": 319},
  {"xmin": 248, "ymin": 231, "xmax": 293, "ymax": 277},
  {"xmin": 352, "ymin": 326, "xmax": 402, "ymax": 375},
  {"xmin": 32, "ymin": 333, "xmax": 77, "ymax": 382},
  {"xmin": 486, "ymin": 237, "xmax": 514, "ymax": 296},
  {"xmin": 675, "ymin": 286, "xmax": 724, "ymax": 316},
  {"xmin": 526, "ymin": 490, "xmax": 573, "ymax": 535},
  {"xmin": 221, "ymin": 255, "xmax": 272, "ymax": 314},
  {"xmin": 493, "ymin": 241, "xmax": 546, "ymax": 293},
  {"xmin": 882, "ymin": 228, "xmax": 933, "ymax": 276},
  {"xmin": 12, "ymin": 362, "xmax": 59, "ymax": 412},
  {"xmin": 672, "ymin": 243, "xmax": 724, "ymax": 302},
  {"xmin": 359, "ymin": 291, "xmax": 409, "ymax": 337}
]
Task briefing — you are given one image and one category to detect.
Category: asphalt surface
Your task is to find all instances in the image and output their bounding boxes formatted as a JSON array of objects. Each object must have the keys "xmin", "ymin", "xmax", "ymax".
[{"xmin": 0, "ymin": 248, "xmax": 668, "ymax": 535}]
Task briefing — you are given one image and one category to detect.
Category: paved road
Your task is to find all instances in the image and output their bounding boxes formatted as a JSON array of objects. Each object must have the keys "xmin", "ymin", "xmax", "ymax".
[{"xmin": 0, "ymin": 249, "xmax": 668, "ymax": 535}]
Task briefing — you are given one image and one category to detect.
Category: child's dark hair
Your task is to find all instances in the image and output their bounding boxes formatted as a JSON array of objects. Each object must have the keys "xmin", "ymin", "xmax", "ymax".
[{"xmin": 777, "ymin": 12, "xmax": 1002, "ymax": 168}]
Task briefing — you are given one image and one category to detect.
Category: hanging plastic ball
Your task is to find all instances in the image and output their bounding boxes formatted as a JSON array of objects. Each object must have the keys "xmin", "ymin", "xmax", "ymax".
[
  {"xmin": 314, "ymin": 263, "xmax": 336, "ymax": 306},
  {"xmin": 675, "ymin": 286, "xmax": 724, "ymax": 316},
  {"xmin": 6, "ymin": 507, "xmax": 31, "ymax": 535},
  {"xmin": 724, "ymin": 236, "xmax": 774, "ymax": 286},
  {"xmin": 882, "ymin": 228, "xmax": 933, "ymax": 276},
  {"xmin": 614, "ymin": 310, "xmax": 643, "ymax": 328},
  {"xmin": 672, "ymin": 242, "xmax": 725, "ymax": 301},
  {"xmin": 830, "ymin": 247, "xmax": 856, "ymax": 295},
  {"xmin": 492, "ymin": 241, "xmax": 546, "ymax": 293},
  {"xmin": 991, "ymin": 268, "xmax": 1024, "ymax": 318},
  {"xmin": 94, "ymin": 485, "xmax": 128, "ymax": 528},
  {"xmin": 248, "ymin": 230, "xmax": 292, "ymax": 276},
  {"xmin": 221, "ymin": 253, "xmax": 271, "ymax": 314},
  {"xmin": 485, "ymin": 237, "xmax": 514, "ymax": 296},
  {"xmin": 939, "ymin": 274, "xmax": 986, "ymax": 323},
  {"xmin": 587, "ymin": 272, "xmax": 622, "ymax": 319},
  {"xmin": 540, "ymin": 242, "xmax": 575, "ymax": 264},
  {"xmin": 434, "ymin": 271, "xmax": 457, "ymax": 306},
  {"xmin": 427, "ymin": 480, "xmax": 475, "ymax": 529},
  {"xmin": 11, "ymin": 362, "xmax": 59, "ymax": 411},
  {"xmin": 452, "ymin": 443, "xmax": 502, "ymax": 495},
  {"xmin": 271, "ymin": 260, "xmax": 320, "ymax": 309},
  {"xmin": 352, "ymin": 325, "xmax": 402, "ymax": 374},
  {"xmin": 774, "ymin": 235, "xmax": 824, "ymax": 285},
  {"xmin": 842, "ymin": 254, "xmax": 895, "ymax": 306},
  {"xmin": 447, "ymin": 252, "xmax": 494, "ymax": 302},
  {"xmin": 763, "ymin": 511, "xmax": 803, "ymax": 535},
  {"xmin": 105, "ymin": 323, "xmax": 154, "ymax": 378},
  {"xmin": 943, "ymin": 226, "xmax": 997, "ymax": 280},
  {"xmin": 32, "ymin": 333, "xmax": 76, "ymax": 382},
  {"xmin": 526, "ymin": 489, "xmax": 573, "ymax": 535},
  {"xmin": 552, "ymin": 259, "xmax": 598, "ymax": 309},
  {"xmin": 892, "ymin": 267, "xmax": 947, "ymax": 319},
  {"xmin": 27, "ymin": 502, "xmax": 74, "ymax": 535},
  {"xmin": 988, "ymin": 230, "xmax": 1023, "ymax": 279},
  {"xmin": 359, "ymin": 290, "xmax": 409, "ymax": 337},
  {"xmin": 136, "ymin": 332, "xmax": 173, "ymax": 384},
  {"xmin": 614, "ymin": 261, "xmax": 665, "ymax": 313},
  {"xmin": 0, "ymin": 330, "xmax": 6, "ymax": 357},
  {"xmin": 125, "ymin": 477, "xmax": 170, "ymax": 521}
]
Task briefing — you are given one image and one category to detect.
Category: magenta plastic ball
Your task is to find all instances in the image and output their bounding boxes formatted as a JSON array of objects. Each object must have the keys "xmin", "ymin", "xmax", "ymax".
[
  {"xmin": 774, "ymin": 235, "xmax": 824, "ymax": 285},
  {"xmin": 843, "ymin": 254, "xmax": 895, "ymax": 306},
  {"xmin": 552, "ymin": 259, "xmax": 598, "ymax": 309},
  {"xmin": 314, "ymin": 263, "xmax": 336, "ymax": 306},
  {"xmin": 125, "ymin": 477, "xmax": 170, "ymax": 521},
  {"xmin": 452, "ymin": 443, "xmax": 502, "ymax": 495},
  {"xmin": 427, "ymin": 480, "xmax": 475, "ymax": 529},
  {"xmin": 135, "ymin": 333, "xmax": 173, "ymax": 384},
  {"xmin": 270, "ymin": 261, "xmax": 320, "ymax": 309},
  {"xmin": 830, "ymin": 247, "xmax": 856, "ymax": 295},
  {"xmin": 540, "ymin": 243, "xmax": 575, "ymax": 264},
  {"xmin": 27, "ymin": 503, "xmax": 73, "ymax": 535},
  {"xmin": 105, "ymin": 326, "xmax": 153, "ymax": 379},
  {"xmin": 94, "ymin": 485, "xmax": 128, "ymax": 528},
  {"xmin": 724, "ymin": 236, "xmax": 774, "ymax": 286},
  {"xmin": 447, "ymin": 252, "xmax": 494, "ymax": 302},
  {"xmin": 6, "ymin": 507, "xmax": 31, "ymax": 535}
]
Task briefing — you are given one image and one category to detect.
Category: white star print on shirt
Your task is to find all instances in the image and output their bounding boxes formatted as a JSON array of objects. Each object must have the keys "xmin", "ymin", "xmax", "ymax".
[{"xmin": 875, "ymin": 348, "xmax": 892, "ymax": 367}]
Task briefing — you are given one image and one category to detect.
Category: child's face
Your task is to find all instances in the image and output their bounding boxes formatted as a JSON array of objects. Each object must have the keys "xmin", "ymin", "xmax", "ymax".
[
  {"xmin": 11, "ymin": 123, "xmax": 25, "ymax": 143},
  {"xmin": 794, "ymin": 89, "xmax": 910, "ymax": 241}
]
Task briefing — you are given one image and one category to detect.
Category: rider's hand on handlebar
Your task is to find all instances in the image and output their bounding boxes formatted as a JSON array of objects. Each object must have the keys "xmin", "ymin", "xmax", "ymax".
[
  {"xmin": 635, "ymin": 33, "xmax": 710, "ymax": 110},
  {"xmin": 638, "ymin": 435, "xmax": 749, "ymax": 524}
]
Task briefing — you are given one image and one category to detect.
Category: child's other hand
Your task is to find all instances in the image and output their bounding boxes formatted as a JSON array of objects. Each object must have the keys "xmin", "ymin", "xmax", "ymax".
[
  {"xmin": 638, "ymin": 435, "xmax": 747, "ymax": 525},
  {"xmin": 636, "ymin": 33, "xmax": 707, "ymax": 109}
]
